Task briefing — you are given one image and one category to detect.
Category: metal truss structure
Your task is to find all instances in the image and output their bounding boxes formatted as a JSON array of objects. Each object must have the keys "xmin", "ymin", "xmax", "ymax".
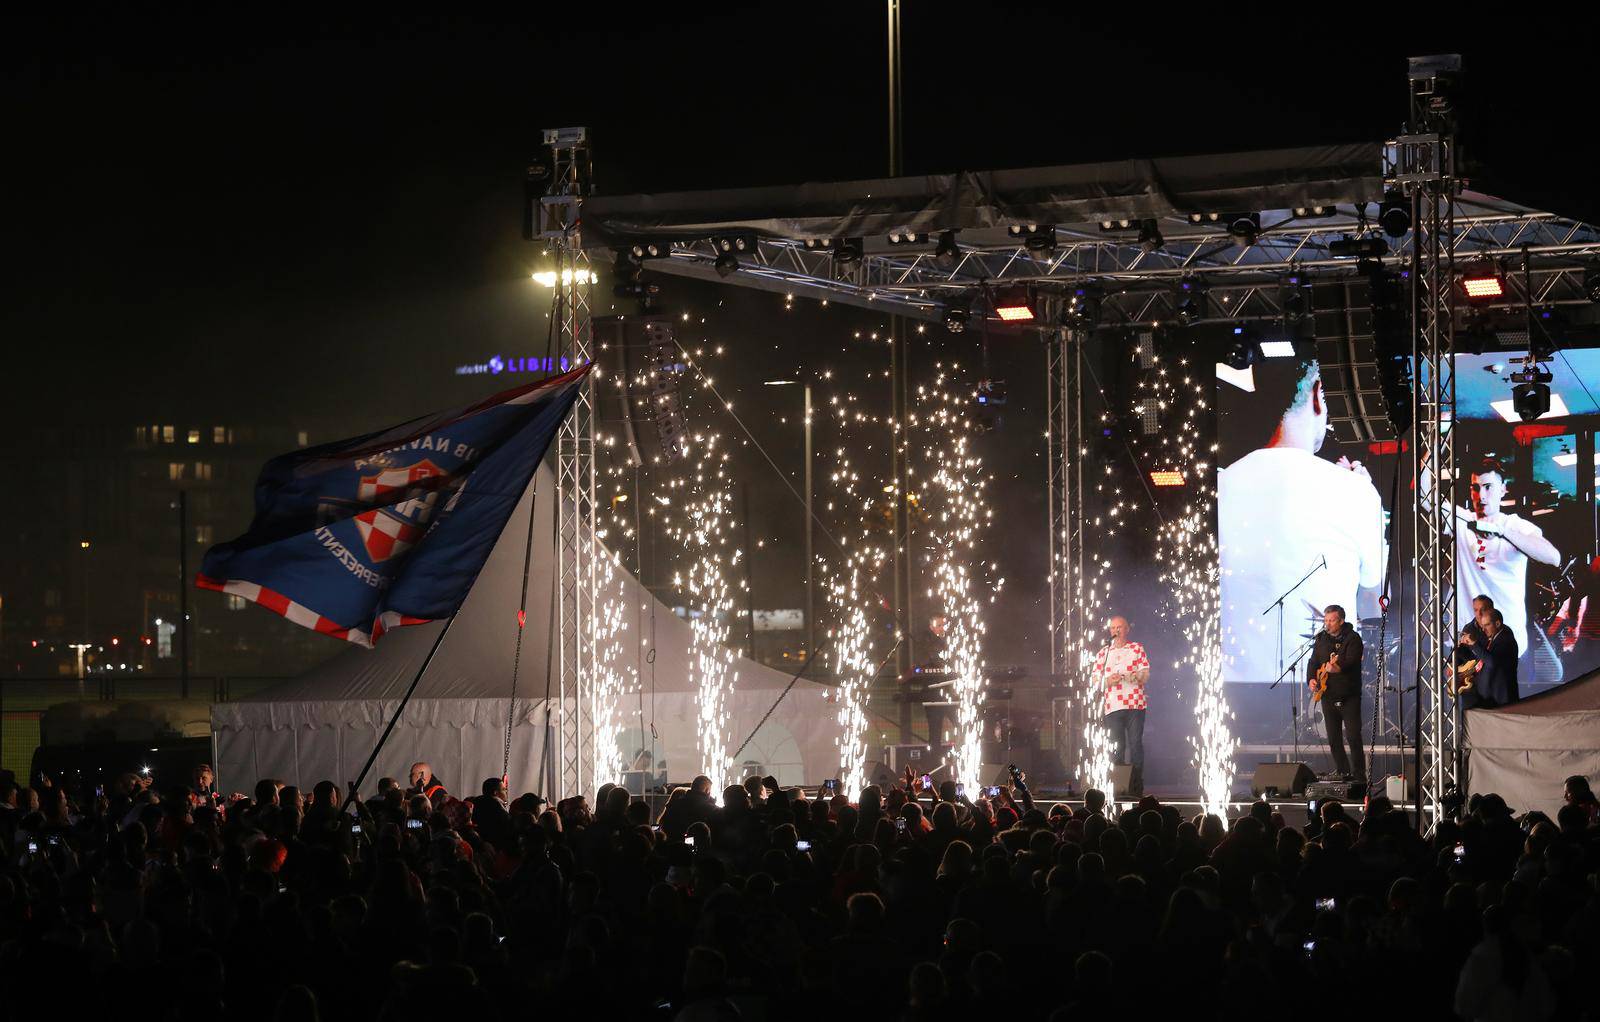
[
  {"xmin": 539, "ymin": 128, "xmax": 599, "ymax": 801},
  {"xmin": 1399, "ymin": 58, "xmax": 1462, "ymax": 831},
  {"xmin": 641, "ymin": 201, "xmax": 1600, "ymax": 330}
]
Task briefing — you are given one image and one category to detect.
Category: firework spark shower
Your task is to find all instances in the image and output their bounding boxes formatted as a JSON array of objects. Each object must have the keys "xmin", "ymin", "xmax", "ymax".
[
  {"xmin": 590, "ymin": 545, "xmax": 634, "ymax": 795},
  {"xmin": 918, "ymin": 367, "xmax": 1000, "ymax": 794}
]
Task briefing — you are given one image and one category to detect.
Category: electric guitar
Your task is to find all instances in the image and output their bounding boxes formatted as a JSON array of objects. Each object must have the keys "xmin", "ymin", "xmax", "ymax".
[{"xmin": 1452, "ymin": 657, "xmax": 1479, "ymax": 696}]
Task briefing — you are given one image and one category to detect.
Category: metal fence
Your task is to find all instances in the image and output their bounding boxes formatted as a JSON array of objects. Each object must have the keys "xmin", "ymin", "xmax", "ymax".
[{"xmin": 0, "ymin": 676, "xmax": 289, "ymax": 778}]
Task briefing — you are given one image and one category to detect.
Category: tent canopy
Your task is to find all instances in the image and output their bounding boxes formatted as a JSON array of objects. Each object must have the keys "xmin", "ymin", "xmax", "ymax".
[
  {"xmin": 211, "ymin": 465, "xmax": 840, "ymax": 795},
  {"xmin": 1467, "ymin": 667, "xmax": 1600, "ymax": 818}
]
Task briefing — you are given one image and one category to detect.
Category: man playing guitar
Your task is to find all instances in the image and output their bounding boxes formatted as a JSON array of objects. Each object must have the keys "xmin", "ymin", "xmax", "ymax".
[{"xmin": 1308, "ymin": 604, "xmax": 1366, "ymax": 783}]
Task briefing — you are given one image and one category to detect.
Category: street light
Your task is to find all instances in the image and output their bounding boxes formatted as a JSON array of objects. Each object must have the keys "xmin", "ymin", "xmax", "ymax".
[{"xmin": 764, "ymin": 380, "xmax": 814, "ymax": 659}]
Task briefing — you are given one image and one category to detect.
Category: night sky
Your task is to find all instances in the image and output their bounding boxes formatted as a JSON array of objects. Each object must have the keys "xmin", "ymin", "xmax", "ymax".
[{"xmin": 8, "ymin": 10, "xmax": 1591, "ymax": 670}]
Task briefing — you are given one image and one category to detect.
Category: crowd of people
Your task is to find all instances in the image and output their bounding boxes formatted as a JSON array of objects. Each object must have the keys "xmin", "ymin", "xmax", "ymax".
[{"xmin": 2, "ymin": 758, "xmax": 1598, "ymax": 1022}]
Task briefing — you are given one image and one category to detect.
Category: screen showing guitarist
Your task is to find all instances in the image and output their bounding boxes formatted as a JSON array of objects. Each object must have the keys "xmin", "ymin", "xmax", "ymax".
[{"xmin": 1308, "ymin": 604, "xmax": 1365, "ymax": 783}]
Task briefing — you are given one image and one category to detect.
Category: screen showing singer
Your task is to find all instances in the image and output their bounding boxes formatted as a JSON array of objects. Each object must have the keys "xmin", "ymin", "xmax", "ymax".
[{"xmin": 1217, "ymin": 356, "xmax": 1386, "ymax": 683}]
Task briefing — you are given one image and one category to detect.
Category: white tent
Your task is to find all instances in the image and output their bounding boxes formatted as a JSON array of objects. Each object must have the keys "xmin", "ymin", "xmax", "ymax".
[
  {"xmin": 211, "ymin": 466, "xmax": 841, "ymax": 797},
  {"xmin": 1466, "ymin": 668, "xmax": 1600, "ymax": 818}
]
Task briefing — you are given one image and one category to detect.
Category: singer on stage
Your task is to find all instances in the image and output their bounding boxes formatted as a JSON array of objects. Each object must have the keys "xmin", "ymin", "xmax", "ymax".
[
  {"xmin": 1219, "ymin": 357, "xmax": 1386, "ymax": 683},
  {"xmin": 1309, "ymin": 604, "xmax": 1366, "ymax": 783}
]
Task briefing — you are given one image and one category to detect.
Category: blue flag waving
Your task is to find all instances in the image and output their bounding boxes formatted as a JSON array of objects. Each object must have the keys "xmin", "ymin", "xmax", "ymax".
[{"xmin": 198, "ymin": 367, "xmax": 588, "ymax": 647}]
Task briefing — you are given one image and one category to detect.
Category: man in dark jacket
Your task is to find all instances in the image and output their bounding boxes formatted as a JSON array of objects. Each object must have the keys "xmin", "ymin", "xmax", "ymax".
[
  {"xmin": 469, "ymin": 777, "xmax": 511, "ymax": 850},
  {"xmin": 1460, "ymin": 608, "xmax": 1520, "ymax": 709},
  {"xmin": 1309, "ymin": 604, "xmax": 1366, "ymax": 782}
]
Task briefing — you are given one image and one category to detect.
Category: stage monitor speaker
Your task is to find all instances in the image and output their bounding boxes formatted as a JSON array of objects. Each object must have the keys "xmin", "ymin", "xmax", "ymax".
[
  {"xmin": 864, "ymin": 761, "xmax": 897, "ymax": 792},
  {"xmin": 1108, "ymin": 764, "xmax": 1142, "ymax": 797},
  {"xmin": 1251, "ymin": 762, "xmax": 1315, "ymax": 798}
]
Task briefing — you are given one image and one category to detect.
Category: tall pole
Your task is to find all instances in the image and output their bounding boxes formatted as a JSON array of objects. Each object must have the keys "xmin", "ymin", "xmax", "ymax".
[
  {"xmin": 803, "ymin": 383, "xmax": 815, "ymax": 662},
  {"xmin": 179, "ymin": 490, "xmax": 190, "ymax": 699}
]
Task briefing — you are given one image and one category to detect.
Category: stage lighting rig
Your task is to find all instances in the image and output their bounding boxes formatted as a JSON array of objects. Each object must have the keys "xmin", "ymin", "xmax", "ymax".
[
  {"xmin": 832, "ymin": 238, "xmax": 864, "ymax": 265},
  {"xmin": 1379, "ymin": 190, "xmax": 1412, "ymax": 238},
  {"xmin": 944, "ymin": 299, "xmax": 970, "ymax": 333},
  {"xmin": 1329, "ymin": 235, "xmax": 1388, "ymax": 260},
  {"xmin": 1292, "ymin": 205, "xmax": 1337, "ymax": 218},
  {"xmin": 1137, "ymin": 219, "xmax": 1164, "ymax": 252},
  {"xmin": 1510, "ymin": 358, "xmax": 1554, "ymax": 422},
  {"xmin": 1008, "ymin": 223, "xmax": 1057, "ymax": 254},
  {"xmin": 1221, "ymin": 326, "xmax": 1261, "ymax": 370},
  {"xmin": 935, "ymin": 231, "xmax": 961, "ymax": 267},
  {"xmin": 992, "ymin": 286, "xmax": 1035, "ymax": 322},
  {"xmin": 1459, "ymin": 262, "xmax": 1506, "ymax": 303},
  {"xmin": 887, "ymin": 231, "xmax": 929, "ymax": 245},
  {"xmin": 1175, "ymin": 278, "xmax": 1207, "ymax": 325},
  {"xmin": 1584, "ymin": 265, "xmax": 1600, "ymax": 304},
  {"xmin": 1228, "ymin": 212, "xmax": 1260, "ymax": 247},
  {"xmin": 1097, "ymin": 218, "xmax": 1134, "ymax": 232},
  {"xmin": 627, "ymin": 240, "xmax": 671, "ymax": 259},
  {"xmin": 714, "ymin": 251, "xmax": 739, "ymax": 278},
  {"xmin": 712, "ymin": 233, "xmax": 756, "ymax": 257},
  {"xmin": 1065, "ymin": 285, "xmax": 1102, "ymax": 329}
]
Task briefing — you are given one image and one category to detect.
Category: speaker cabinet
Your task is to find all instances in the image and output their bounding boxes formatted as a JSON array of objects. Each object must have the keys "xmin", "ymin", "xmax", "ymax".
[{"xmin": 1251, "ymin": 762, "xmax": 1315, "ymax": 798}]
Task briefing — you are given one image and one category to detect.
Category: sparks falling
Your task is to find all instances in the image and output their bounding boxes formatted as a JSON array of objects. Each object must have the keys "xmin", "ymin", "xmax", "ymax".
[
  {"xmin": 667, "ymin": 435, "xmax": 741, "ymax": 798},
  {"xmin": 918, "ymin": 367, "xmax": 998, "ymax": 794},
  {"xmin": 590, "ymin": 545, "xmax": 634, "ymax": 794}
]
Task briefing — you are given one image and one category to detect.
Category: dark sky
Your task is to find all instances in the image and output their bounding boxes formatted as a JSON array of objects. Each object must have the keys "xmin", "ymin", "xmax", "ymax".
[{"xmin": 8, "ymin": 10, "xmax": 1590, "ymax": 667}]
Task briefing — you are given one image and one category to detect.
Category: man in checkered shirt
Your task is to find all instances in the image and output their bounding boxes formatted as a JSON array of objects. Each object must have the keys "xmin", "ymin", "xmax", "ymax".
[{"xmin": 1093, "ymin": 616, "xmax": 1150, "ymax": 791}]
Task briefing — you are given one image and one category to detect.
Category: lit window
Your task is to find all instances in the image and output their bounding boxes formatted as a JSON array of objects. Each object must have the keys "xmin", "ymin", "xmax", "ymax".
[
  {"xmin": 195, "ymin": 524, "xmax": 214, "ymax": 544},
  {"xmin": 135, "ymin": 426, "xmax": 145, "ymax": 443},
  {"xmin": 187, "ymin": 429, "xmax": 200, "ymax": 444},
  {"xmin": 297, "ymin": 430, "xmax": 309, "ymax": 447},
  {"xmin": 226, "ymin": 594, "xmax": 247, "ymax": 611},
  {"xmin": 168, "ymin": 463, "xmax": 186, "ymax": 481},
  {"xmin": 212, "ymin": 426, "xmax": 229, "ymax": 444},
  {"xmin": 194, "ymin": 462, "xmax": 213, "ymax": 481},
  {"xmin": 162, "ymin": 425, "xmax": 175, "ymax": 443},
  {"xmin": 44, "ymin": 589, "xmax": 62, "ymax": 608}
]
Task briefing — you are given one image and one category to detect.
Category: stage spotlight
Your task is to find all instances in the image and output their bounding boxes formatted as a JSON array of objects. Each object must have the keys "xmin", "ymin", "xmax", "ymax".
[
  {"xmin": 1137, "ymin": 219, "xmax": 1164, "ymax": 252},
  {"xmin": 1510, "ymin": 361, "xmax": 1554, "ymax": 422},
  {"xmin": 887, "ymin": 231, "xmax": 928, "ymax": 245},
  {"xmin": 992, "ymin": 285, "xmax": 1035, "ymax": 322},
  {"xmin": 629, "ymin": 240, "xmax": 670, "ymax": 259},
  {"xmin": 1097, "ymin": 218, "xmax": 1134, "ymax": 232},
  {"xmin": 1008, "ymin": 223, "xmax": 1057, "ymax": 253},
  {"xmin": 944, "ymin": 300, "xmax": 970, "ymax": 333},
  {"xmin": 1187, "ymin": 212, "xmax": 1223, "ymax": 225},
  {"xmin": 1222, "ymin": 326, "xmax": 1261, "ymax": 370},
  {"xmin": 1065, "ymin": 285, "xmax": 1102, "ymax": 329},
  {"xmin": 1459, "ymin": 262, "xmax": 1506, "ymax": 303},
  {"xmin": 803, "ymin": 237, "xmax": 833, "ymax": 251},
  {"xmin": 1176, "ymin": 278, "xmax": 1207, "ymax": 325},
  {"xmin": 711, "ymin": 233, "xmax": 756, "ymax": 256},
  {"xmin": 935, "ymin": 231, "xmax": 961, "ymax": 267},
  {"xmin": 714, "ymin": 251, "xmax": 739, "ymax": 278},
  {"xmin": 1292, "ymin": 205, "xmax": 1337, "ymax": 218},
  {"xmin": 1584, "ymin": 266, "xmax": 1600, "ymax": 304},
  {"xmin": 1330, "ymin": 235, "xmax": 1388, "ymax": 260},
  {"xmin": 833, "ymin": 238, "xmax": 864, "ymax": 265},
  {"xmin": 1379, "ymin": 190, "xmax": 1412, "ymax": 238},
  {"xmin": 1228, "ymin": 212, "xmax": 1260, "ymax": 247}
]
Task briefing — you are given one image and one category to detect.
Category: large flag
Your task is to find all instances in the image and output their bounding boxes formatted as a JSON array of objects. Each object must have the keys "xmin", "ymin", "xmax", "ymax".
[{"xmin": 198, "ymin": 366, "xmax": 589, "ymax": 647}]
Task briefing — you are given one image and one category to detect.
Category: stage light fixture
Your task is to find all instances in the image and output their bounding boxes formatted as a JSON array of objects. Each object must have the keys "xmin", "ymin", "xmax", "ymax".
[
  {"xmin": 1175, "ymin": 278, "xmax": 1207, "ymax": 325},
  {"xmin": 1222, "ymin": 326, "xmax": 1261, "ymax": 370},
  {"xmin": 1188, "ymin": 212, "xmax": 1223, "ymax": 225},
  {"xmin": 992, "ymin": 286, "xmax": 1035, "ymax": 322},
  {"xmin": 1137, "ymin": 219, "xmax": 1164, "ymax": 252},
  {"xmin": 712, "ymin": 233, "xmax": 756, "ymax": 256},
  {"xmin": 1379, "ymin": 190, "xmax": 1412, "ymax": 238},
  {"xmin": 1510, "ymin": 361, "xmax": 1554, "ymax": 422},
  {"xmin": 944, "ymin": 300, "xmax": 970, "ymax": 333},
  {"xmin": 1584, "ymin": 266, "xmax": 1600, "ymax": 304},
  {"xmin": 887, "ymin": 231, "xmax": 928, "ymax": 245},
  {"xmin": 832, "ymin": 238, "xmax": 864, "ymax": 265},
  {"xmin": 714, "ymin": 251, "xmax": 739, "ymax": 278},
  {"xmin": 1228, "ymin": 212, "xmax": 1260, "ymax": 247},
  {"xmin": 1065, "ymin": 285, "xmax": 1102, "ymax": 329},
  {"xmin": 802, "ymin": 238, "xmax": 833, "ymax": 251},
  {"xmin": 1292, "ymin": 205, "xmax": 1337, "ymax": 218},
  {"xmin": 1149, "ymin": 470, "xmax": 1186, "ymax": 487},
  {"xmin": 935, "ymin": 231, "xmax": 961, "ymax": 267},
  {"xmin": 1008, "ymin": 223, "xmax": 1056, "ymax": 253},
  {"xmin": 1329, "ymin": 235, "xmax": 1388, "ymax": 260},
  {"xmin": 1097, "ymin": 218, "xmax": 1134, "ymax": 232},
  {"xmin": 629, "ymin": 240, "xmax": 670, "ymax": 259},
  {"xmin": 1459, "ymin": 263, "xmax": 1506, "ymax": 303},
  {"xmin": 1259, "ymin": 340, "xmax": 1298, "ymax": 358}
]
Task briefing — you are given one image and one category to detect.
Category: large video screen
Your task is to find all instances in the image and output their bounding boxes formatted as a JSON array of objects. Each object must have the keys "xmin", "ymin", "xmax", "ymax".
[{"xmin": 1216, "ymin": 350, "xmax": 1600, "ymax": 690}]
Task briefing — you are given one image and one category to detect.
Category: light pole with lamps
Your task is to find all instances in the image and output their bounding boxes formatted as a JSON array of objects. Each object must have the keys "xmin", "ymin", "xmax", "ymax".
[{"xmin": 764, "ymin": 380, "xmax": 814, "ymax": 660}]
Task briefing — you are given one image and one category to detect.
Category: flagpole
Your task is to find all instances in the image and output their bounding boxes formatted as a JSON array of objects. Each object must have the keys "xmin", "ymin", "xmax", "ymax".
[{"xmin": 340, "ymin": 613, "xmax": 457, "ymax": 815}]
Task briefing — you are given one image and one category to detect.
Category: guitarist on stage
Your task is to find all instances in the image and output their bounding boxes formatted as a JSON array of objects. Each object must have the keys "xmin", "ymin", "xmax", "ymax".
[{"xmin": 1308, "ymin": 604, "xmax": 1365, "ymax": 784}]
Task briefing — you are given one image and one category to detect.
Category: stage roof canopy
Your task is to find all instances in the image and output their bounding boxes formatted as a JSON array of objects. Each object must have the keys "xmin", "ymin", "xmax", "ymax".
[{"xmin": 579, "ymin": 142, "xmax": 1600, "ymax": 326}]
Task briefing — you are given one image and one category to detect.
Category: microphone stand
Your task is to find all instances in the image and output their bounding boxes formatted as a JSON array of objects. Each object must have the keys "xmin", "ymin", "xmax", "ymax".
[{"xmin": 1263, "ymin": 557, "xmax": 1327, "ymax": 765}]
